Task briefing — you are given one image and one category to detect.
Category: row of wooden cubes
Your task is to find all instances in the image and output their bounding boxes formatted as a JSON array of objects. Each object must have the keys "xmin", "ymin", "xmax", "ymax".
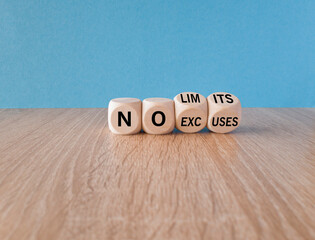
[{"xmin": 108, "ymin": 92, "xmax": 241, "ymax": 134}]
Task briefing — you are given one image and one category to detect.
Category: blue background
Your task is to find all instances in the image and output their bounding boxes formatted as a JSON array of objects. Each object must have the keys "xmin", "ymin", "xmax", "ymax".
[{"xmin": 1, "ymin": 0, "xmax": 314, "ymax": 108}]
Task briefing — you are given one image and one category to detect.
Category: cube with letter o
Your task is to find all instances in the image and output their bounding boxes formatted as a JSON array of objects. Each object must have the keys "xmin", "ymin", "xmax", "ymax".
[{"xmin": 142, "ymin": 98, "xmax": 175, "ymax": 134}]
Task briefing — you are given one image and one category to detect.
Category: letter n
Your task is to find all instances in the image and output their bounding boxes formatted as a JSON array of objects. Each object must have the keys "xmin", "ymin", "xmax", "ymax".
[{"xmin": 118, "ymin": 111, "xmax": 131, "ymax": 127}]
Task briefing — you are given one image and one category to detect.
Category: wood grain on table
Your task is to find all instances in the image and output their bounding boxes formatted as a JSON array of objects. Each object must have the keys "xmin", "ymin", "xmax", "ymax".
[{"xmin": 0, "ymin": 108, "xmax": 314, "ymax": 240}]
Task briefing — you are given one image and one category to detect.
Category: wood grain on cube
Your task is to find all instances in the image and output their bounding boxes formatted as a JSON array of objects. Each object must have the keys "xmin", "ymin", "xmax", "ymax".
[
  {"xmin": 142, "ymin": 98, "xmax": 175, "ymax": 134},
  {"xmin": 0, "ymin": 108, "xmax": 315, "ymax": 240},
  {"xmin": 174, "ymin": 92, "xmax": 207, "ymax": 133},
  {"xmin": 207, "ymin": 92, "xmax": 242, "ymax": 133},
  {"xmin": 108, "ymin": 98, "xmax": 142, "ymax": 135}
]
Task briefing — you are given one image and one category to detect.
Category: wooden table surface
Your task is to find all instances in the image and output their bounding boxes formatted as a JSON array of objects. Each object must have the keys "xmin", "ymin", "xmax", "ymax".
[{"xmin": 0, "ymin": 108, "xmax": 314, "ymax": 240}]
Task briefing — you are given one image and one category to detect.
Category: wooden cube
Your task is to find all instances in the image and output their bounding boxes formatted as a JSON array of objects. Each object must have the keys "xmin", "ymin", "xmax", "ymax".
[
  {"xmin": 108, "ymin": 98, "xmax": 142, "ymax": 135},
  {"xmin": 174, "ymin": 92, "xmax": 207, "ymax": 133},
  {"xmin": 207, "ymin": 92, "xmax": 241, "ymax": 133},
  {"xmin": 142, "ymin": 98, "xmax": 175, "ymax": 134}
]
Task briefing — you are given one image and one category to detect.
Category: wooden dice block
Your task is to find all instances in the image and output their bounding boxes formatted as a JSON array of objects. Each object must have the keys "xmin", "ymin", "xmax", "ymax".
[
  {"xmin": 207, "ymin": 92, "xmax": 241, "ymax": 133},
  {"xmin": 108, "ymin": 98, "xmax": 142, "ymax": 135},
  {"xmin": 174, "ymin": 92, "xmax": 207, "ymax": 133},
  {"xmin": 142, "ymin": 98, "xmax": 175, "ymax": 134}
]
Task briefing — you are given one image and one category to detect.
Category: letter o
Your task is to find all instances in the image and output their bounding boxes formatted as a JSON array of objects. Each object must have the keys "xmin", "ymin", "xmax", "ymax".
[{"xmin": 152, "ymin": 111, "xmax": 166, "ymax": 126}]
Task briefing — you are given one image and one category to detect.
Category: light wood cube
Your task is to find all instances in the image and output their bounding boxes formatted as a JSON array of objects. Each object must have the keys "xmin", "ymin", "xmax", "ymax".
[
  {"xmin": 207, "ymin": 92, "xmax": 241, "ymax": 133},
  {"xmin": 108, "ymin": 98, "xmax": 142, "ymax": 135},
  {"xmin": 174, "ymin": 92, "xmax": 207, "ymax": 133},
  {"xmin": 142, "ymin": 98, "xmax": 175, "ymax": 134}
]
